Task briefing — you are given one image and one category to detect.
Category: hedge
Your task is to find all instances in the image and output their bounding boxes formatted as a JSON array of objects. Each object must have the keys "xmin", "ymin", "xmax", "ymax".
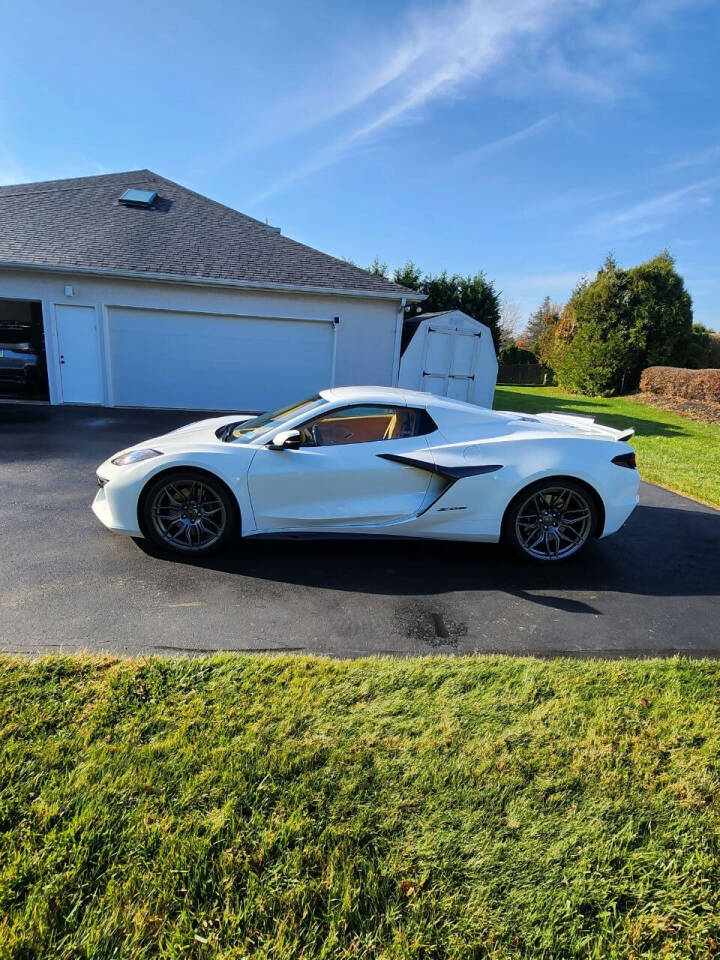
[
  {"xmin": 710, "ymin": 334, "xmax": 720, "ymax": 369},
  {"xmin": 639, "ymin": 365, "xmax": 720, "ymax": 402}
]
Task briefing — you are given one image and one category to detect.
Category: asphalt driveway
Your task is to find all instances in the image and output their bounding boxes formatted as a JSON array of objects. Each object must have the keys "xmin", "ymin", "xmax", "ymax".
[{"xmin": 1, "ymin": 402, "xmax": 719, "ymax": 658}]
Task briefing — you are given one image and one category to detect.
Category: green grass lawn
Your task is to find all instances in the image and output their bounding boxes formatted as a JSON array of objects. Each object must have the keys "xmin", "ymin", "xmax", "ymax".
[
  {"xmin": 2, "ymin": 654, "xmax": 720, "ymax": 959},
  {"xmin": 494, "ymin": 386, "xmax": 720, "ymax": 508}
]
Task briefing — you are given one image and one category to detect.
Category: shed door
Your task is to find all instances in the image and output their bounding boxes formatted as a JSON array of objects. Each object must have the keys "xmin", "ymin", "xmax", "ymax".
[
  {"xmin": 106, "ymin": 307, "xmax": 335, "ymax": 411},
  {"xmin": 422, "ymin": 328, "xmax": 480, "ymax": 401}
]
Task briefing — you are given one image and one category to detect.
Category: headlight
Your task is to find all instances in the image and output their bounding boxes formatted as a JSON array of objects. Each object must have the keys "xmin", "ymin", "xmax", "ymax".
[{"xmin": 111, "ymin": 448, "xmax": 163, "ymax": 466}]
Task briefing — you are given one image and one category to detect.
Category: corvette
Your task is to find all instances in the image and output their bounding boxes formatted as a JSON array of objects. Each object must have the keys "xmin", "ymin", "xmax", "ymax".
[{"xmin": 93, "ymin": 386, "xmax": 639, "ymax": 563}]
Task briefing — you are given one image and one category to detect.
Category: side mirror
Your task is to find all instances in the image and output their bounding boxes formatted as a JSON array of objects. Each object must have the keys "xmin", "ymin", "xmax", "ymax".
[{"xmin": 268, "ymin": 429, "xmax": 301, "ymax": 450}]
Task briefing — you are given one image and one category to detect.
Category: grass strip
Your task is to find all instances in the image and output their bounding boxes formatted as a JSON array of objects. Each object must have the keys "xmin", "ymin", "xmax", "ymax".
[{"xmin": 1, "ymin": 654, "xmax": 719, "ymax": 958}]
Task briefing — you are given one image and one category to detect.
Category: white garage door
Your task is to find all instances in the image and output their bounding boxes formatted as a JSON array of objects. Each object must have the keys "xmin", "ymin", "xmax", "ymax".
[{"xmin": 106, "ymin": 307, "xmax": 335, "ymax": 411}]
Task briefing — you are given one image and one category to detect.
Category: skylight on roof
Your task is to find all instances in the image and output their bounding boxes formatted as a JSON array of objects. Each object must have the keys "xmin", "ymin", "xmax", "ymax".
[{"xmin": 118, "ymin": 188, "xmax": 157, "ymax": 208}]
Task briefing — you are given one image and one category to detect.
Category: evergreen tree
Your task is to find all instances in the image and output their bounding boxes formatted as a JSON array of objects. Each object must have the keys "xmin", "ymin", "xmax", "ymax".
[{"xmin": 390, "ymin": 261, "xmax": 502, "ymax": 351}]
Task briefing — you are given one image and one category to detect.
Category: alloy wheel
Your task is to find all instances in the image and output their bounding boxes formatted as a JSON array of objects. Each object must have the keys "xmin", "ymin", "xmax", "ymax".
[
  {"xmin": 514, "ymin": 486, "xmax": 593, "ymax": 561},
  {"xmin": 149, "ymin": 478, "xmax": 227, "ymax": 551}
]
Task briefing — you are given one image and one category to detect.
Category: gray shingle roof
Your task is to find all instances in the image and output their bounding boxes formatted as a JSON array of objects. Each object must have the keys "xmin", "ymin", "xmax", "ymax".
[{"xmin": 0, "ymin": 169, "xmax": 419, "ymax": 299}]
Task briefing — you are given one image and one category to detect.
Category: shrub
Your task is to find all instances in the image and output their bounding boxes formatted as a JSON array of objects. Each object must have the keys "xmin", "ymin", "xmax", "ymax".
[
  {"xmin": 549, "ymin": 321, "xmax": 637, "ymax": 397},
  {"xmin": 498, "ymin": 344, "xmax": 538, "ymax": 364},
  {"xmin": 687, "ymin": 323, "xmax": 713, "ymax": 368},
  {"xmin": 539, "ymin": 253, "xmax": 693, "ymax": 396},
  {"xmin": 639, "ymin": 366, "xmax": 720, "ymax": 402},
  {"xmin": 709, "ymin": 333, "xmax": 720, "ymax": 369}
]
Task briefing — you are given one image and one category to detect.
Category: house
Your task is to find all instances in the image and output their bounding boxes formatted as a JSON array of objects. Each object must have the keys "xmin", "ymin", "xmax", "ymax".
[{"xmin": 0, "ymin": 170, "xmax": 423, "ymax": 410}]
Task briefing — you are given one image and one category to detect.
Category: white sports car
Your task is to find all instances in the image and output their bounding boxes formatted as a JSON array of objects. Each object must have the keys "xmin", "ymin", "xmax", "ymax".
[{"xmin": 93, "ymin": 386, "xmax": 639, "ymax": 563}]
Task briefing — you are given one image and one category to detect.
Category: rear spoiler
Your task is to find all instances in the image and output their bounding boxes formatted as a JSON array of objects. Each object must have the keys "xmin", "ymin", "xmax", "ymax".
[
  {"xmin": 537, "ymin": 411, "xmax": 635, "ymax": 442},
  {"xmin": 551, "ymin": 409, "xmax": 595, "ymax": 421}
]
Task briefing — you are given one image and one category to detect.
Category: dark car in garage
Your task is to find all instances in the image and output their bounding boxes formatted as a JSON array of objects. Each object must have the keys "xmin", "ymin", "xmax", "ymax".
[
  {"xmin": 0, "ymin": 338, "xmax": 40, "ymax": 385},
  {"xmin": 0, "ymin": 300, "xmax": 48, "ymax": 400}
]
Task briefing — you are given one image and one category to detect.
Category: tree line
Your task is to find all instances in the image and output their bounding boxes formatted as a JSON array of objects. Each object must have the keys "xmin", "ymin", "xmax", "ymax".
[
  {"xmin": 520, "ymin": 252, "xmax": 713, "ymax": 396},
  {"xmin": 366, "ymin": 252, "xmax": 714, "ymax": 397},
  {"xmin": 364, "ymin": 258, "xmax": 505, "ymax": 352}
]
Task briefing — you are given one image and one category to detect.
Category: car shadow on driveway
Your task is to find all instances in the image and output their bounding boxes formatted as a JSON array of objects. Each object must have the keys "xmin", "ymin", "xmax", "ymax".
[{"xmin": 135, "ymin": 501, "xmax": 720, "ymax": 610}]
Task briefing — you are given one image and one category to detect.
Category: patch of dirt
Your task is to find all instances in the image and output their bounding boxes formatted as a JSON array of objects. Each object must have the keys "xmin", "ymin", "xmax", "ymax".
[
  {"xmin": 395, "ymin": 603, "xmax": 468, "ymax": 648},
  {"xmin": 630, "ymin": 392, "xmax": 720, "ymax": 425}
]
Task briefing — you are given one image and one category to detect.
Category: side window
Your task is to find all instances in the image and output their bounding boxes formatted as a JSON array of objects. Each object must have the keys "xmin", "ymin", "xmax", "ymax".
[
  {"xmin": 297, "ymin": 405, "xmax": 436, "ymax": 447},
  {"xmin": 411, "ymin": 409, "xmax": 439, "ymax": 437}
]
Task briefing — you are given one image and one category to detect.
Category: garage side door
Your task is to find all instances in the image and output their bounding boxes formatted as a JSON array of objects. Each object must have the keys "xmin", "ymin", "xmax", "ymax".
[{"xmin": 106, "ymin": 307, "xmax": 335, "ymax": 411}]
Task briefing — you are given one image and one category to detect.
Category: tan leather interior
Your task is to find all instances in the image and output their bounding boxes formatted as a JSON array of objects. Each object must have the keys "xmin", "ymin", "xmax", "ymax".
[
  {"xmin": 299, "ymin": 408, "xmax": 418, "ymax": 446},
  {"xmin": 382, "ymin": 412, "xmax": 399, "ymax": 440}
]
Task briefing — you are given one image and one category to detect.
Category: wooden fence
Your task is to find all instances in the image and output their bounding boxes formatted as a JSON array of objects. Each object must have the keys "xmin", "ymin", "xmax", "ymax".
[{"xmin": 497, "ymin": 363, "xmax": 553, "ymax": 386}]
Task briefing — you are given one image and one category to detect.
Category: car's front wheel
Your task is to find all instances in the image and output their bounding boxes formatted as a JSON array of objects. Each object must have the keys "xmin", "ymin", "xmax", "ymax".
[
  {"xmin": 504, "ymin": 479, "xmax": 598, "ymax": 562},
  {"xmin": 141, "ymin": 470, "xmax": 237, "ymax": 556}
]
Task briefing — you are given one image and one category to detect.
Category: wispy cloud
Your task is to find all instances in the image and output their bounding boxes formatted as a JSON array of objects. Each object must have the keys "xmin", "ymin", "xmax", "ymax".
[
  {"xmin": 454, "ymin": 114, "xmax": 557, "ymax": 166},
  {"xmin": 250, "ymin": 0, "xmax": 703, "ymax": 204},
  {"xmin": 337, "ymin": 0, "xmax": 568, "ymax": 144},
  {"xmin": 591, "ymin": 176, "xmax": 720, "ymax": 236},
  {"xmin": 327, "ymin": 0, "xmax": 582, "ymax": 144},
  {"xmin": 665, "ymin": 144, "xmax": 720, "ymax": 172},
  {"xmin": 249, "ymin": 0, "xmax": 703, "ymax": 157},
  {"xmin": 213, "ymin": 42, "xmax": 425, "ymax": 164},
  {"xmin": 252, "ymin": 113, "xmax": 558, "ymax": 204},
  {"xmin": 542, "ymin": 47, "xmax": 620, "ymax": 101},
  {"xmin": 250, "ymin": 137, "xmax": 382, "ymax": 204},
  {"xmin": 252, "ymin": 0, "xmax": 586, "ymax": 201}
]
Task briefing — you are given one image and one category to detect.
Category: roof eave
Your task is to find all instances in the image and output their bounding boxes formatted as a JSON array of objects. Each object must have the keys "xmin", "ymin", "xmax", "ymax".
[{"xmin": 0, "ymin": 260, "xmax": 426, "ymax": 303}]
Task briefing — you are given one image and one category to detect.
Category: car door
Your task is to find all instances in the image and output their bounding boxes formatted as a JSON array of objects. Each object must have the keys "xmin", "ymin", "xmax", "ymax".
[{"xmin": 246, "ymin": 404, "xmax": 436, "ymax": 530}]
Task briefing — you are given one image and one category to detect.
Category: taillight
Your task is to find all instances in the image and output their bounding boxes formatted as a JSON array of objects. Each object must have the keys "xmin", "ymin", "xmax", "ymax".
[{"xmin": 612, "ymin": 451, "xmax": 637, "ymax": 470}]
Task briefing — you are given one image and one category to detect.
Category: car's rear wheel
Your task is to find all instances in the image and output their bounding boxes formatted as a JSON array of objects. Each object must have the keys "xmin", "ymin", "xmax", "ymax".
[
  {"xmin": 141, "ymin": 470, "xmax": 237, "ymax": 556},
  {"xmin": 504, "ymin": 479, "xmax": 597, "ymax": 563}
]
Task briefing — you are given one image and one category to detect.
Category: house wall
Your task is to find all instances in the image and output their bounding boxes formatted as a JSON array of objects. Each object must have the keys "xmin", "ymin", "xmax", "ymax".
[{"xmin": 0, "ymin": 268, "xmax": 403, "ymax": 407}]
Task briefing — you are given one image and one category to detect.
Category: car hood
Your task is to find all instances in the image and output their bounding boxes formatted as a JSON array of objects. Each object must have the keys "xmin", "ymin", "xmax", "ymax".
[
  {"xmin": 111, "ymin": 414, "xmax": 257, "ymax": 459},
  {"xmin": 160, "ymin": 413, "xmax": 256, "ymax": 443}
]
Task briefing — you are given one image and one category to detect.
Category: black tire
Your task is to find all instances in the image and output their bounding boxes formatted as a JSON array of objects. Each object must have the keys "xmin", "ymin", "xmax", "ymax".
[
  {"xmin": 503, "ymin": 478, "xmax": 597, "ymax": 563},
  {"xmin": 140, "ymin": 470, "xmax": 238, "ymax": 557}
]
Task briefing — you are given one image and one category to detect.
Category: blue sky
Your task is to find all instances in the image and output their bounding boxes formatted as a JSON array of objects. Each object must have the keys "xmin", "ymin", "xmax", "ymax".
[{"xmin": 2, "ymin": 0, "xmax": 719, "ymax": 328}]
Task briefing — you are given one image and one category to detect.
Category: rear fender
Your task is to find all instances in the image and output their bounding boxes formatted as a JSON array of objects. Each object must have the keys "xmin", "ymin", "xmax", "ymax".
[{"xmin": 500, "ymin": 474, "xmax": 605, "ymax": 539}]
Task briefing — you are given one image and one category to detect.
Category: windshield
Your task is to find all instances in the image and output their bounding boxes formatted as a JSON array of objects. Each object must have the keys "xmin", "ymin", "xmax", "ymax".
[{"xmin": 224, "ymin": 394, "xmax": 325, "ymax": 443}]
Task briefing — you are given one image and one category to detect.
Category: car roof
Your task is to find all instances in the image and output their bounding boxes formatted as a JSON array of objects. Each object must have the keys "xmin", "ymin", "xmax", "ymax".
[
  {"xmin": 320, "ymin": 385, "xmax": 501, "ymax": 419},
  {"xmin": 321, "ymin": 385, "xmax": 409, "ymax": 405}
]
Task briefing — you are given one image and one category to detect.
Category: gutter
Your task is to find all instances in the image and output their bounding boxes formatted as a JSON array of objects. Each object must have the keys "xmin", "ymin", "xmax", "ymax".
[
  {"xmin": 0, "ymin": 259, "xmax": 427, "ymax": 304},
  {"xmin": 391, "ymin": 296, "xmax": 407, "ymax": 386}
]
